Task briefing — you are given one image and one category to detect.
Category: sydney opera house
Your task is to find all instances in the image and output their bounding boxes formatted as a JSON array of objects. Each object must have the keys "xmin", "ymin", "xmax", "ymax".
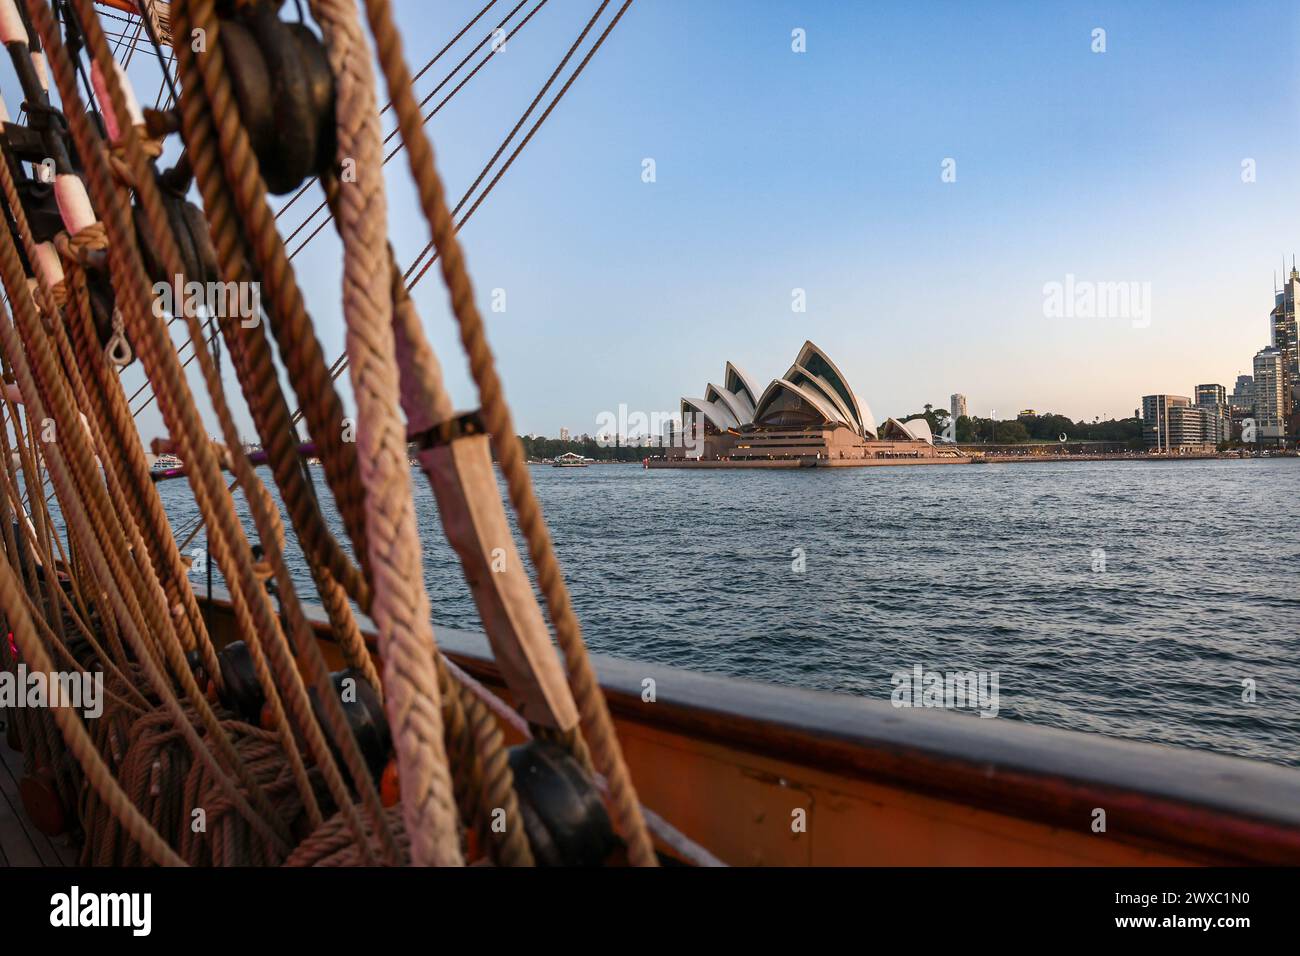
[{"xmin": 651, "ymin": 341, "xmax": 966, "ymax": 468}]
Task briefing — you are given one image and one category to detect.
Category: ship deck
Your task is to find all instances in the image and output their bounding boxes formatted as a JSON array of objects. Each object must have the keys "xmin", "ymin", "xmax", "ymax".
[{"xmin": 0, "ymin": 739, "xmax": 76, "ymax": 867}]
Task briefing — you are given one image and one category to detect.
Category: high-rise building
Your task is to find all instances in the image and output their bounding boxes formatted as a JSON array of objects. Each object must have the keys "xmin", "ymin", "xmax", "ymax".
[
  {"xmin": 559, "ymin": 427, "xmax": 570, "ymax": 442},
  {"xmin": 1143, "ymin": 394, "xmax": 1183, "ymax": 451},
  {"xmin": 1270, "ymin": 265, "xmax": 1298, "ymax": 418},
  {"xmin": 1142, "ymin": 394, "xmax": 1213, "ymax": 453},
  {"xmin": 950, "ymin": 393, "xmax": 968, "ymax": 420},
  {"xmin": 1194, "ymin": 384, "xmax": 1229, "ymax": 445},
  {"xmin": 1252, "ymin": 347, "xmax": 1286, "ymax": 438},
  {"xmin": 1229, "ymin": 373, "xmax": 1254, "ymax": 411},
  {"xmin": 1195, "ymin": 383, "xmax": 1226, "ymax": 406}
]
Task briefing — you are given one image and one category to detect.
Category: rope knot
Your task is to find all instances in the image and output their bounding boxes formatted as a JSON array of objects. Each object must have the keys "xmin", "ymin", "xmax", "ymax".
[
  {"xmin": 39, "ymin": 279, "xmax": 69, "ymax": 310},
  {"xmin": 53, "ymin": 222, "xmax": 110, "ymax": 268},
  {"xmin": 108, "ymin": 139, "xmax": 164, "ymax": 187}
]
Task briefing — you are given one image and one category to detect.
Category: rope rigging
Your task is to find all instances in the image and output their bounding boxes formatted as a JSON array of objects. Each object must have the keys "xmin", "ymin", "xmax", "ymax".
[
  {"xmin": 282, "ymin": 0, "xmax": 547, "ymax": 256},
  {"xmin": 114, "ymin": 0, "xmax": 629, "ymax": 573},
  {"xmin": 123, "ymin": 0, "xmax": 546, "ymax": 421},
  {"xmin": 0, "ymin": 0, "xmax": 711, "ymax": 868}
]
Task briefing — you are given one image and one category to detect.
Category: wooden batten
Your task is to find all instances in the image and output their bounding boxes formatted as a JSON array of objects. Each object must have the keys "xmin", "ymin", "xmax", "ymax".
[{"xmin": 415, "ymin": 434, "xmax": 578, "ymax": 732}]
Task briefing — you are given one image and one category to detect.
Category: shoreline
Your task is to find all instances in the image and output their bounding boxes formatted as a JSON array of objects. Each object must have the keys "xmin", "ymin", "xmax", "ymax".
[
  {"xmin": 644, "ymin": 456, "xmax": 970, "ymax": 469},
  {"xmin": 526, "ymin": 451, "xmax": 1297, "ymax": 467},
  {"xmin": 967, "ymin": 452, "xmax": 1297, "ymax": 464}
]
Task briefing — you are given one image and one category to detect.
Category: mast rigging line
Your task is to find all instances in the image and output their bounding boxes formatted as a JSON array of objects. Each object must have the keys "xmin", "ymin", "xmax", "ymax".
[
  {"xmin": 281, "ymin": 0, "xmax": 546, "ymax": 257},
  {"xmin": 123, "ymin": 0, "xmax": 542, "ymax": 420},
  {"xmin": 292, "ymin": 0, "xmax": 633, "ymax": 426},
  {"xmin": 151, "ymin": 0, "xmax": 632, "ymax": 573},
  {"xmin": 132, "ymin": 0, "xmax": 178, "ymax": 107},
  {"xmin": 274, "ymin": 0, "xmax": 504, "ymax": 223},
  {"xmin": 406, "ymin": 0, "xmax": 632, "ymax": 289}
]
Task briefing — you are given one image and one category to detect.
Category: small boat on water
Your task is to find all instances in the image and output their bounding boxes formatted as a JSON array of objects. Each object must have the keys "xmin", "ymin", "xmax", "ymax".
[{"xmin": 552, "ymin": 452, "xmax": 591, "ymax": 468}]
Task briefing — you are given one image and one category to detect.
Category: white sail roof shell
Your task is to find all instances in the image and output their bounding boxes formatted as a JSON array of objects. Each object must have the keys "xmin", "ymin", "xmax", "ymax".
[
  {"xmin": 681, "ymin": 396, "xmax": 740, "ymax": 432},
  {"xmin": 705, "ymin": 383, "xmax": 753, "ymax": 426},
  {"xmin": 752, "ymin": 378, "xmax": 846, "ymax": 425},
  {"xmin": 901, "ymin": 417, "xmax": 933, "ymax": 443}
]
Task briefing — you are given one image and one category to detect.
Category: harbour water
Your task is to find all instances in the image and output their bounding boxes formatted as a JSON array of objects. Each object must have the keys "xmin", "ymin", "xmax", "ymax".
[{"xmin": 162, "ymin": 457, "xmax": 1300, "ymax": 768}]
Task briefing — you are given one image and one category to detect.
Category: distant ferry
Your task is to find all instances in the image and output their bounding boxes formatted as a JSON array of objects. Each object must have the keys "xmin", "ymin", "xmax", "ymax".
[
  {"xmin": 151, "ymin": 454, "xmax": 182, "ymax": 471},
  {"xmin": 552, "ymin": 452, "xmax": 591, "ymax": 468}
]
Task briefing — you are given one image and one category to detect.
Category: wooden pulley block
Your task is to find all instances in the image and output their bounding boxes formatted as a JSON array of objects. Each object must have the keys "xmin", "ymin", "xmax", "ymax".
[
  {"xmin": 215, "ymin": 640, "xmax": 265, "ymax": 722},
  {"xmin": 217, "ymin": 2, "xmax": 336, "ymax": 195},
  {"xmin": 11, "ymin": 175, "xmax": 63, "ymax": 244},
  {"xmin": 508, "ymin": 740, "xmax": 619, "ymax": 866},
  {"xmin": 133, "ymin": 169, "xmax": 220, "ymax": 290},
  {"xmin": 308, "ymin": 669, "xmax": 391, "ymax": 788}
]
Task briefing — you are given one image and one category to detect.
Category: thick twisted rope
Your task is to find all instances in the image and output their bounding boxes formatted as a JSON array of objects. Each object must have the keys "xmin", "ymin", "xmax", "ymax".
[
  {"xmin": 283, "ymin": 806, "xmax": 411, "ymax": 866},
  {"xmin": 26, "ymin": 0, "xmax": 300, "ymax": 849},
  {"xmin": 170, "ymin": 0, "xmax": 375, "ymax": 596},
  {"xmin": 302, "ymin": 0, "xmax": 461, "ymax": 865},
  {"xmin": 360, "ymin": 0, "xmax": 655, "ymax": 865}
]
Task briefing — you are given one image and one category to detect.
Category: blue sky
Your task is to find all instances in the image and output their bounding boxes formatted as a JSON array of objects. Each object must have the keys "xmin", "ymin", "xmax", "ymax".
[{"xmin": 16, "ymin": 0, "xmax": 1300, "ymax": 439}]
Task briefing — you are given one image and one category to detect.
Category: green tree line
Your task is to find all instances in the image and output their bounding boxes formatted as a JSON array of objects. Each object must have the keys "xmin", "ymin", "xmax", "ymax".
[
  {"xmin": 892, "ymin": 405, "xmax": 1144, "ymax": 445},
  {"xmin": 517, "ymin": 435, "xmax": 650, "ymax": 462}
]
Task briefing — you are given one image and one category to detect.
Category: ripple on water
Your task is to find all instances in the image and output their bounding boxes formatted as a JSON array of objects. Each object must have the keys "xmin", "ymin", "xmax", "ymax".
[{"xmin": 150, "ymin": 458, "xmax": 1300, "ymax": 768}]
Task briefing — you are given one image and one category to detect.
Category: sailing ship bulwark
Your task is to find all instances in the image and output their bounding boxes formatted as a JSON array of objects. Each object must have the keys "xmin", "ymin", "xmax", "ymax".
[{"xmin": 188, "ymin": 588, "xmax": 1299, "ymax": 866}]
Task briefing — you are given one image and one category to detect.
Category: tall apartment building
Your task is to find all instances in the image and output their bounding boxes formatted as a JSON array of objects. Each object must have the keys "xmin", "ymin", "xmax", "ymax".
[
  {"xmin": 1194, "ymin": 384, "xmax": 1229, "ymax": 445},
  {"xmin": 1229, "ymin": 373, "xmax": 1254, "ymax": 411},
  {"xmin": 1142, "ymin": 394, "xmax": 1214, "ymax": 452},
  {"xmin": 1271, "ymin": 266, "xmax": 1298, "ymax": 416},
  {"xmin": 1252, "ymin": 347, "xmax": 1286, "ymax": 439},
  {"xmin": 1195, "ymin": 383, "xmax": 1226, "ymax": 406},
  {"xmin": 950, "ymin": 393, "xmax": 968, "ymax": 420}
]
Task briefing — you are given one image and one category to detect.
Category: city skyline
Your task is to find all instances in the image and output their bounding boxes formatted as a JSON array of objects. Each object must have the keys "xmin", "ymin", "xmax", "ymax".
[
  {"xmin": 546, "ymin": 255, "xmax": 1300, "ymax": 440},
  {"xmin": 44, "ymin": 0, "xmax": 1298, "ymax": 442}
]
